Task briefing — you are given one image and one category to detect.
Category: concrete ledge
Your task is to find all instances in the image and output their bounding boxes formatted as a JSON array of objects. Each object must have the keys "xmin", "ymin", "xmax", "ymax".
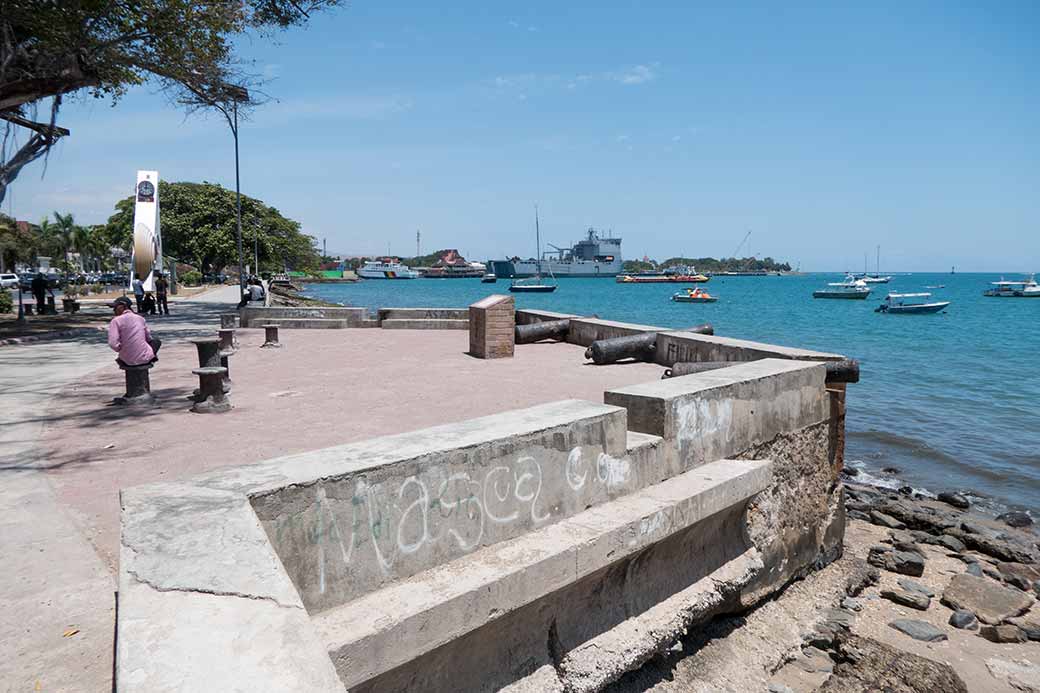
[
  {"xmin": 315, "ymin": 458, "xmax": 772, "ymax": 689},
  {"xmin": 378, "ymin": 308, "xmax": 468, "ymax": 321},
  {"xmin": 567, "ymin": 317, "xmax": 665, "ymax": 346},
  {"xmin": 605, "ymin": 359, "xmax": 828, "ymax": 467},
  {"xmin": 380, "ymin": 318, "xmax": 469, "ymax": 330},
  {"xmin": 515, "ymin": 309, "xmax": 581, "ymax": 325},
  {"xmin": 655, "ymin": 331, "xmax": 843, "ymax": 366},
  {"xmin": 241, "ymin": 306, "xmax": 368, "ymax": 328}
]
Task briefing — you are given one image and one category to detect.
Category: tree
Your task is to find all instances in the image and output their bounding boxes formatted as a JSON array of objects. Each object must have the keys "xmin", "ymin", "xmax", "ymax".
[
  {"xmin": 103, "ymin": 180, "xmax": 320, "ymax": 273},
  {"xmin": 0, "ymin": 0, "xmax": 343, "ymax": 205}
]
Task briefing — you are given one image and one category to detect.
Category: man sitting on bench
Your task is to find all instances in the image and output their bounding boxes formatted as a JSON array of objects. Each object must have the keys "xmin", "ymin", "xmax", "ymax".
[{"xmin": 107, "ymin": 296, "xmax": 157, "ymax": 367}]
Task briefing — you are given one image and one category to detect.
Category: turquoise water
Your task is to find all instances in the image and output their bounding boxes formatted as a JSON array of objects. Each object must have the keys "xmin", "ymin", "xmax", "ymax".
[{"xmin": 305, "ymin": 273, "xmax": 1040, "ymax": 516}]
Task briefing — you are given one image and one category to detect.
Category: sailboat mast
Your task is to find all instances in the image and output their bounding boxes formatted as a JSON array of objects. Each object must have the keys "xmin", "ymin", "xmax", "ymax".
[
  {"xmin": 535, "ymin": 204, "xmax": 541, "ymax": 276},
  {"xmin": 876, "ymin": 245, "xmax": 880, "ymax": 275}
]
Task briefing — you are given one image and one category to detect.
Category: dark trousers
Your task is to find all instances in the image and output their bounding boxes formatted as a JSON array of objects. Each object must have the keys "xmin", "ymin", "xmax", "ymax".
[
  {"xmin": 134, "ymin": 294, "xmax": 144, "ymax": 312},
  {"xmin": 157, "ymin": 293, "xmax": 169, "ymax": 315},
  {"xmin": 34, "ymin": 293, "xmax": 45, "ymax": 313}
]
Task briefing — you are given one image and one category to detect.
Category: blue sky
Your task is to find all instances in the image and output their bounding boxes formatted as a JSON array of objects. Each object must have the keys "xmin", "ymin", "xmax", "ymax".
[{"xmin": 6, "ymin": 1, "xmax": 1038, "ymax": 271}]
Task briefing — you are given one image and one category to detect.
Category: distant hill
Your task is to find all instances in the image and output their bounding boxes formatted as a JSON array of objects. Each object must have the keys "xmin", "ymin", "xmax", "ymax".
[{"xmin": 623, "ymin": 256, "xmax": 791, "ymax": 273}]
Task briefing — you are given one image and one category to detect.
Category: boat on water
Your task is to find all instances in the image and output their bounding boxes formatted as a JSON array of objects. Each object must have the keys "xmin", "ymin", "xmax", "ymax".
[
  {"xmin": 510, "ymin": 206, "xmax": 558, "ymax": 294},
  {"xmin": 481, "ymin": 273, "xmax": 497, "ymax": 283},
  {"xmin": 671, "ymin": 287, "xmax": 718, "ymax": 303},
  {"xmin": 357, "ymin": 259, "xmax": 419, "ymax": 279},
  {"xmin": 984, "ymin": 275, "xmax": 1040, "ymax": 298},
  {"xmin": 875, "ymin": 292, "xmax": 950, "ymax": 314},
  {"xmin": 813, "ymin": 276, "xmax": 871, "ymax": 299},
  {"xmin": 490, "ymin": 228, "xmax": 621, "ymax": 278},
  {"xmin": 854, "ymin": 246, "xmax": 891, "ymax": 283},
  {"xmin": 617, "ymin": 269, "xmax": 709, "ymax": 284}
]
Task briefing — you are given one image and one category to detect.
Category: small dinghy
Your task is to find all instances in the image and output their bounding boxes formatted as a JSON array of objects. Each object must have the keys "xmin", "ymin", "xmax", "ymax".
[
  {"xmin": 671, "ymin": 287, "xmax": 718, "ymax": 303},
  {"xmin": 875, "ymin": 292, "xmax": 950, "ymax": 314}
]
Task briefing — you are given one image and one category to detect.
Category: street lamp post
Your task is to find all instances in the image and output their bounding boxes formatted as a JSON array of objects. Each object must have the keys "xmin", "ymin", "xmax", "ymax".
[{"xmin": 232, "ymin": 94, "xmax": 246, "ymax": 298}]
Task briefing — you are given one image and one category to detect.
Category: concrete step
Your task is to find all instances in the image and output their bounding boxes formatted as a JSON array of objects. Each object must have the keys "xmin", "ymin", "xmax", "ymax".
[
  {"xmin": 380, "ymin": 318, "xmax": 469, "ymax": 330},
  {"xmin": 314, "ymin": 457, "xmax": 772, "ymax": 689},
  {"xmin": 379, "ymin": 308, "xmax": 469, "ymax": 321}
]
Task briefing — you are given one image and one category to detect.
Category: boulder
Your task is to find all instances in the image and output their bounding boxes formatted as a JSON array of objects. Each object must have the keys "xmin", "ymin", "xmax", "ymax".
[
  {"xmin": 986, "ymin": 659, "xmax": 1040, "ymax": 693},
  {"xmin": 1005, "ymin": 616, "xmax": 1040, "ymax": 641},
  {"xmin": 868, "ymin": 547, "xmax": 925, "ymax": 577},
  {"xmin": 941, "ymin": 574, "xmax": 1035, "ymax": 625},
  {"xmin": 979, "ymin": 624, "xmax": 1027, "ymax": 644},
  {"xmin": 997, "ymin": 511, "xmax": 1034, "ymax": 528},
  {"xmin": 966, "ymin": 562, "xmax": 984, "ymax": 578},
  {"xmin": 888, "ymin": 619, "xmax": 948, "ymax": 642},
  {"xmin": 997, "ymin": 562, "xmax": 1040, "ymax": 593},
  {"xmin": 938, "ymin": 492, "xmax": 970, "ymax": 509},
  {"xmin": 936, "ymin": 534, "xmax": 966, "ymax": 552},
  {"xmin": 870, "ymin": 510, "xmax": 906, "ymax": 530},
  {"xmin": 820, "ymin": 634, "xmax": 965, "ymax": 693},
  {"xmin": 948, "ymin": 610, "xmax": 978, "ymax": 630},
  {"xmin": 897, "ymin": 578, "xmax": 935, "ymax": 598},
  {"xmin": 880, "ymin": 589, "xmax": 930, "ymax": 610}
]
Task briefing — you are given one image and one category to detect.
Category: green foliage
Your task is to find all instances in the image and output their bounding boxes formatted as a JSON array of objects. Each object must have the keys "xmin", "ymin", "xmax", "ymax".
[
  {"xmin": 181, "ymin": 270, "xmax": 203, "ymax": 286},
  {"xmin": 104, "ymin": 181, "xmax": 320, "ymax": 274},
  {"xmin": 1, "ymin": 0, "xmax": 343, "ymax": 203},
  {"xmin": 622, "ymin": 259, "xmax": 657, "ymax": 273},
  {"xmin": 624, "ymin": 256, "xmax": 792, "ymax": 273},
  {"xmin": 0, "ymin": 289, "xmax": 12, "ymax": 313}
]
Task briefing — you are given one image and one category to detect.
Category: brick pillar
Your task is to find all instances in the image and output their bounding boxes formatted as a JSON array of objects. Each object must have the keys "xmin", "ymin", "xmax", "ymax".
[
  {"xmin": 469, "ymin": 294, "xmax": 515, "ymax": 359},
  {"xmin": 827, "ymin": 383, "xmax": 847, "ymax": 478}
]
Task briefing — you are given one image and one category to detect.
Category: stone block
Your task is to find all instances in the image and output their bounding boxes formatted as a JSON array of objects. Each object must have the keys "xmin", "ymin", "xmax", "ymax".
[
  {"xmin": 654, "ymin": 331, "xmax": 843, "ymax": 367},
  {"xmin": 469, "ymin": 294, "xmax": 515, "ymax": 358}
]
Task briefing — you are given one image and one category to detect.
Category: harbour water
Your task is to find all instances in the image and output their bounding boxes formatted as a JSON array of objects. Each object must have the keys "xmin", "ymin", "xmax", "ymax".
[{"xmin": 305, "ymin": 273, "xmax": 1040, "ymax": 517}]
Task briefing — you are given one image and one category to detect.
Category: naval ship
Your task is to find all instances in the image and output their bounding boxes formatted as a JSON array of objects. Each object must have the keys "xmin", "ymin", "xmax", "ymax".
[{"xmin": 487, "ymin": 228, "xmax": 622, "ymax": 278}]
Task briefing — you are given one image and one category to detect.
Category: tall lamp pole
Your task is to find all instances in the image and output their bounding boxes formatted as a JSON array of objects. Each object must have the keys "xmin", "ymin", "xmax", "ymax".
[{"xmin": 227, "ymin": 86, "xmax": 249, "ymax": 297}]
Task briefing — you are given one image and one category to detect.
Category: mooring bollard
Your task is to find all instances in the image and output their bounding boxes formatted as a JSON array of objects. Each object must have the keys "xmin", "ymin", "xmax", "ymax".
[
  {"xmin": 190, "ymin": 367, "xmax": 231, "ymax": 413},
  {"xmin": 219, "ymin": 348, "xmax": 233, "ymax": 392},
  {"xmin": 189, "ymin": 336, "xmax": 229, "ymax": 395},
  {"xmin": 218, "ymin": 328, "xmax": 236, "ymax": 353},
  {"xmin": 114, "ymin": 362, "xmax": 155, "ymax": 406},
  {"xmin": 220, "ymin": 313, "xmax": 237, "ymax": 329},
  {"xmin": 260, "ymin": 324, "xmax": 282, "ymax": 348}
]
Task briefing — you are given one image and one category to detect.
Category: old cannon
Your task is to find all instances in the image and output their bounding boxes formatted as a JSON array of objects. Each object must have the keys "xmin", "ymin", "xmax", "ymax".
[
  {"xmin": 662, "ymin": 357, "xmax": 860, "ymax": 383},
  {"xmin": 515, "ymin": 319, "xmax": 571, "ymax": 344},
  {"xmin": 585, "ymin": 324, "xmax": 713, "ymax": 365}
]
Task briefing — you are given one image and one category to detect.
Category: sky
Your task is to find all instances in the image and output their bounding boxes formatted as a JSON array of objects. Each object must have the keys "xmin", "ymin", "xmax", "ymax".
[{"xmin": 6, "ymin": 1, "xmax": 1039, "ymax": 271}]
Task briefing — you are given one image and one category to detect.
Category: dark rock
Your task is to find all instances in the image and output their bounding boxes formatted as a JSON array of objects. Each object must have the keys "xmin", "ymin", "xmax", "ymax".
[
  {"xmin": 820, "ymin": 634, "xmax": 965, "ymax": 692},
  {"xmin": 897, "ymin": 578, "xmax": 935, "ymax": 598},
  {"xmin": 951, "ymin": 552, "xmax": 979, "ymax": 564},
  {"xmin": 996, "ymin": 562, "xmax": 1040, "ymax": 592},
  {"xmin": 841, "ymin": 466, "xmax": 860, "ymax": 477},
  {"xmin": 888, "ymin": 619, "xmax": 948, "ymax": 642},
  {"xmin": 887, "ymin": 529, "xmax": 917, "ymax": 545},
  {"xmin": 935, "ymin": 534, "xmax": 965, "ymax": 552},
  {"xmin": 938, "ymin": 492, "xmax": 970, "ymax": 509},
  {"xmin": 898, "ymin": 485, "xmax": 914, "ymax": 496},
  {"xmin": 893, "ymin": 541, "xmax": 924, "ymax": 556},
  {"xmin": 848, "ymin": 510, "xmax": 871, "ymax": 522},
  {"xmin": 966, "ymin": 562, "xmax": 984, "ymax": 577},
  {"xmin": 960, "ymin": 521, "xmax": 987, "ymax": 535},
  {"xmin": 983, "ymin": 566, "xmax": 1005, "ymax": 582},
  {"xmin": 997, "ymin": 511, "xmax": 1033, "ymax": 528},
  {"xmin": 979, "ymin": 624, "xmax": 1027, "ymax": 643},
  {"xmin": 909, "ymin": 530, "xmax": 933, "ymax": 543},
  {"xmin": 948, "ymin": 610, "xmax": 978, "ymax": 630},
  {"xmin": 846, "ymin": 500, "xmax": 871, "ymax": 513},
  {"xmin": 806, "ymin": 625, "xmax": 837, "ymax": 650},
  {"xmin": 796, "ymin": 646, "xmax": 834, "ymax": 674},
  {"xmin": 824, "ymin": 608, "xmax": 856, "ymax": 629},
  {"xmin": 950, "ymin": 528, "xmax": 1038, "ymax": 564},
  {"xmin": 870, "ymin": 510, "xmax": 906, "ymax": 530},
  {"xmin": 841, "ymin": 597, "xmax": 863, "ymax": 612},
  {"xmin": 941, "ymin": 574, "xmax": 1035, "ymax": 625},
  {"xmin": 880, "ymin": 589, "xmax": 930, "ymax": 610},
  {"xmin": 881, "ymin": 467, "xmax": 901, "ymax": 474},
  {"xmin": 868, "ymin": 547, "xmax": 925, "ymax": 577}
]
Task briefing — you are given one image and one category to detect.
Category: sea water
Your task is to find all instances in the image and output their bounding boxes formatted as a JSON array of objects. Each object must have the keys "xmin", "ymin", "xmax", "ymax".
[{"xmin": 305, "ymin": 273, "xmax": 1040, "ymax": 516}]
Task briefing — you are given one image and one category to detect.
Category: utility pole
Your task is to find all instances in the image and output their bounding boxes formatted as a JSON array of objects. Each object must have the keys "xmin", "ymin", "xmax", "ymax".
[
  {"xmin": 416, "ymin": 229, "xmax": 420, "ymax": 258},
  {"xmin": 323, "ymin": 238, "xmax": 327, "ymax": 260}
]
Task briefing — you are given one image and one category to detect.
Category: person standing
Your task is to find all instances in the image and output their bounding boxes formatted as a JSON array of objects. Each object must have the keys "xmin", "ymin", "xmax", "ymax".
[
  {"xmin": 30, "ymin": 272, "xmax": 48, "ymax": 314},
  {"xmin": 132, "ymin": 274, "xmax": 145, "ymax": 312},
  {"xmin": 106, "ymin": 296, "xmax": 156, "ymax": 367},
  {"xmin": 154, "ymin": 273, "xmax": 170, "ymax": 315}
]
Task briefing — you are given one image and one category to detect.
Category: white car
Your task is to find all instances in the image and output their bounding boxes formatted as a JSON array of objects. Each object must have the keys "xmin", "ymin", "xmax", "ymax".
[{"xmin": 0, "ymin": 273, "xmax": 19, "ymax": 288}]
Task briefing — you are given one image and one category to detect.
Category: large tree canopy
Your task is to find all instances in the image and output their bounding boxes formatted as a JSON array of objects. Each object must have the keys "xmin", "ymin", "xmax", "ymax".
[
  {"xmin": 0, "ymin": 0, "xmax": 342, "ymax": 204},
  {"xmin": 103, "ymin": 181, "xmax": 320, "ymax": 273}
]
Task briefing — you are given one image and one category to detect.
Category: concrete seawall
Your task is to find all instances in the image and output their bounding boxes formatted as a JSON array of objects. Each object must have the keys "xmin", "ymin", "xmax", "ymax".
[{"xmin": 117, "ymin": 333, "xmax": 849, "ymax": 691}]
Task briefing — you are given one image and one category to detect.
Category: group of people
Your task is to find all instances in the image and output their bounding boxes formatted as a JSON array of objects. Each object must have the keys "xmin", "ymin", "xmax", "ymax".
[
  {"xmin": 237, "ymin": 276, "xmax": 266, "ymax": 308},
  {"xmin": 132, "ymin": 273, "xmax": 170, "ymax": 316}
]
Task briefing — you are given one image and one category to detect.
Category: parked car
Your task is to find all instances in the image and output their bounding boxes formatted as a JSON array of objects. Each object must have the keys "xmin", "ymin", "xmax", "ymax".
[{"xmin": 0, "ymin": 273, "xmax": 19, "ymax": 288}]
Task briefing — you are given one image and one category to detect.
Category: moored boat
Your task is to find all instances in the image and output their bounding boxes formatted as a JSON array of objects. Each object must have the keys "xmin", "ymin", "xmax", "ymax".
[
  {"xmin": 481, "ymin": 273, "xmax": 497, "ymax": 283},
  {"xmin": 357, "ymin": 259, "xmax": 420, "ymax": 279},
  {"xmin": 813, "ymin": 276, "xmax": 871, "ymax": 299},
  {"xmin": 510, "ymin": 206, "xmax": 558, "ymax": 293},
  {"xmin": 984, "ymin": 275, "xmax": 1040, "ymax": 297},
  {"xmin": 617, "ymin": 272, "xmax": 709, "ymax": 284},
  {"xmin": 875, "ymin": 292, "xmax": 950, "ymax": 314},
  {"xmin": 671, "ymin": 287, "xmax": 718, "ymax": 303}
]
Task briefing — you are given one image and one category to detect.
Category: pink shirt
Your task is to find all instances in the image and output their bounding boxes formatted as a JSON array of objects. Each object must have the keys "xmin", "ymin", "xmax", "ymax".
[{"xmin": 108, "ymin": 311, "xmax": 154, "ymax": 366}]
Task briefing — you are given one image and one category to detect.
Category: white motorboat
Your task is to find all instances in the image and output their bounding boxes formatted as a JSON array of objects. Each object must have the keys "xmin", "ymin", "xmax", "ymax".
[
  {"xmin": 813, "ymin": 275, "xmax": 871, "ymax": 299},
  {"xmin": 875, "ymin": 292, "xmax": 950, "ymax": 314},
  {"xmin": 358, "ymin": 259, "xmax": 420, "ymax": 279},
  {"xmin": 984, "ymin": 275, "xmax": 1040, "ymax": 297}
]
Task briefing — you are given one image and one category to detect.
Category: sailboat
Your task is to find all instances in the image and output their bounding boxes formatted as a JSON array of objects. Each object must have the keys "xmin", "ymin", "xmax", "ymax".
[
  {"xmin": 855, "ymin": 246, "xmax": 891, "ymax": 284},
  {"xmin": 510, "ymin": 206, "xmax": 558, "ymax": 293}
]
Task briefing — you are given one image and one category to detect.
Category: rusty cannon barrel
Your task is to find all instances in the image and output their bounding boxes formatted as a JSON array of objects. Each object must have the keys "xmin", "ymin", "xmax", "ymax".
[
  {"xmin": 515, "ymin": 319, "xmax": 570, "ymax": 344},
  {"xmin": 662, "ymin": 357, "xmax": 860, "ymax": 383},
  {"xmin": 584, "ymin": 324, "xmax": 715, "ymax": 365}
]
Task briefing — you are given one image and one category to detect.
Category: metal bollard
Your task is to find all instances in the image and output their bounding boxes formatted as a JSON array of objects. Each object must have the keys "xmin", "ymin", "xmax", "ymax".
[
  {"xmin": 260, "ymin": 324, "xmax": 282, "ymax": 348},
  {"xmin": 190, "ymin": 367, "xmax": 231, "ymax": 413}
]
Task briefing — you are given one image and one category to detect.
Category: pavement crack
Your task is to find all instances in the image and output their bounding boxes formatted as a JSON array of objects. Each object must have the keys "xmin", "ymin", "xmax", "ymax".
[{"xmin": 125, "ymin": 568, "xmax": 300, "ymax": 610}]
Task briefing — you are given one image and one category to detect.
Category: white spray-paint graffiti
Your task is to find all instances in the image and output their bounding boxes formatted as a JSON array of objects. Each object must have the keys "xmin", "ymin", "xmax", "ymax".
[
  {"xmin": 675, "ymin": 397, "xmax": 733, "ymax": 463},
  {"xmin": 272, "ymin": 446, "xmax": 633, "ymax": 594}
]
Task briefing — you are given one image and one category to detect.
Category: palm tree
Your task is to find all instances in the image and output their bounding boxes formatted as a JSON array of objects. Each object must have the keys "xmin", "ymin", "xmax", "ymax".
[{"xmin": 51, "ymin": 211, "xmax": 83, "ymax": 278}]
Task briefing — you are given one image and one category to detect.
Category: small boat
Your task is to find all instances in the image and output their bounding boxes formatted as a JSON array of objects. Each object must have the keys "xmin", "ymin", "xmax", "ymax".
[
  {"xmin": 984, "ymin": 275, "xmax": 1040, "ymax": 298},
  {"xmin": 813, "ymin": 276, "xmax": 871, "ymax": 299},
  {"xmin": 875, "ymin": 292, "xmax": 950, "ymax": 314},
  {"xmin": 510, "ymin": 206, "xmax": 558, "ymax": 294},
  {"xmin": 854, "ymin": 246, "xmax": 891, "ymax": 283},
  {"xmin": 671, "ymin": 287, "xmax": 718, "ymax": 303},
  {"xmin": 481, "ymin": 273, "xmax": 497, "ymax": 284},
  {"xmin": 617, "ymin": 272, "xmax": 709, "ymax": 283},
  {"xmin": 925, "ymin": 285, "xmax": 945, "ymax": 289}
]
